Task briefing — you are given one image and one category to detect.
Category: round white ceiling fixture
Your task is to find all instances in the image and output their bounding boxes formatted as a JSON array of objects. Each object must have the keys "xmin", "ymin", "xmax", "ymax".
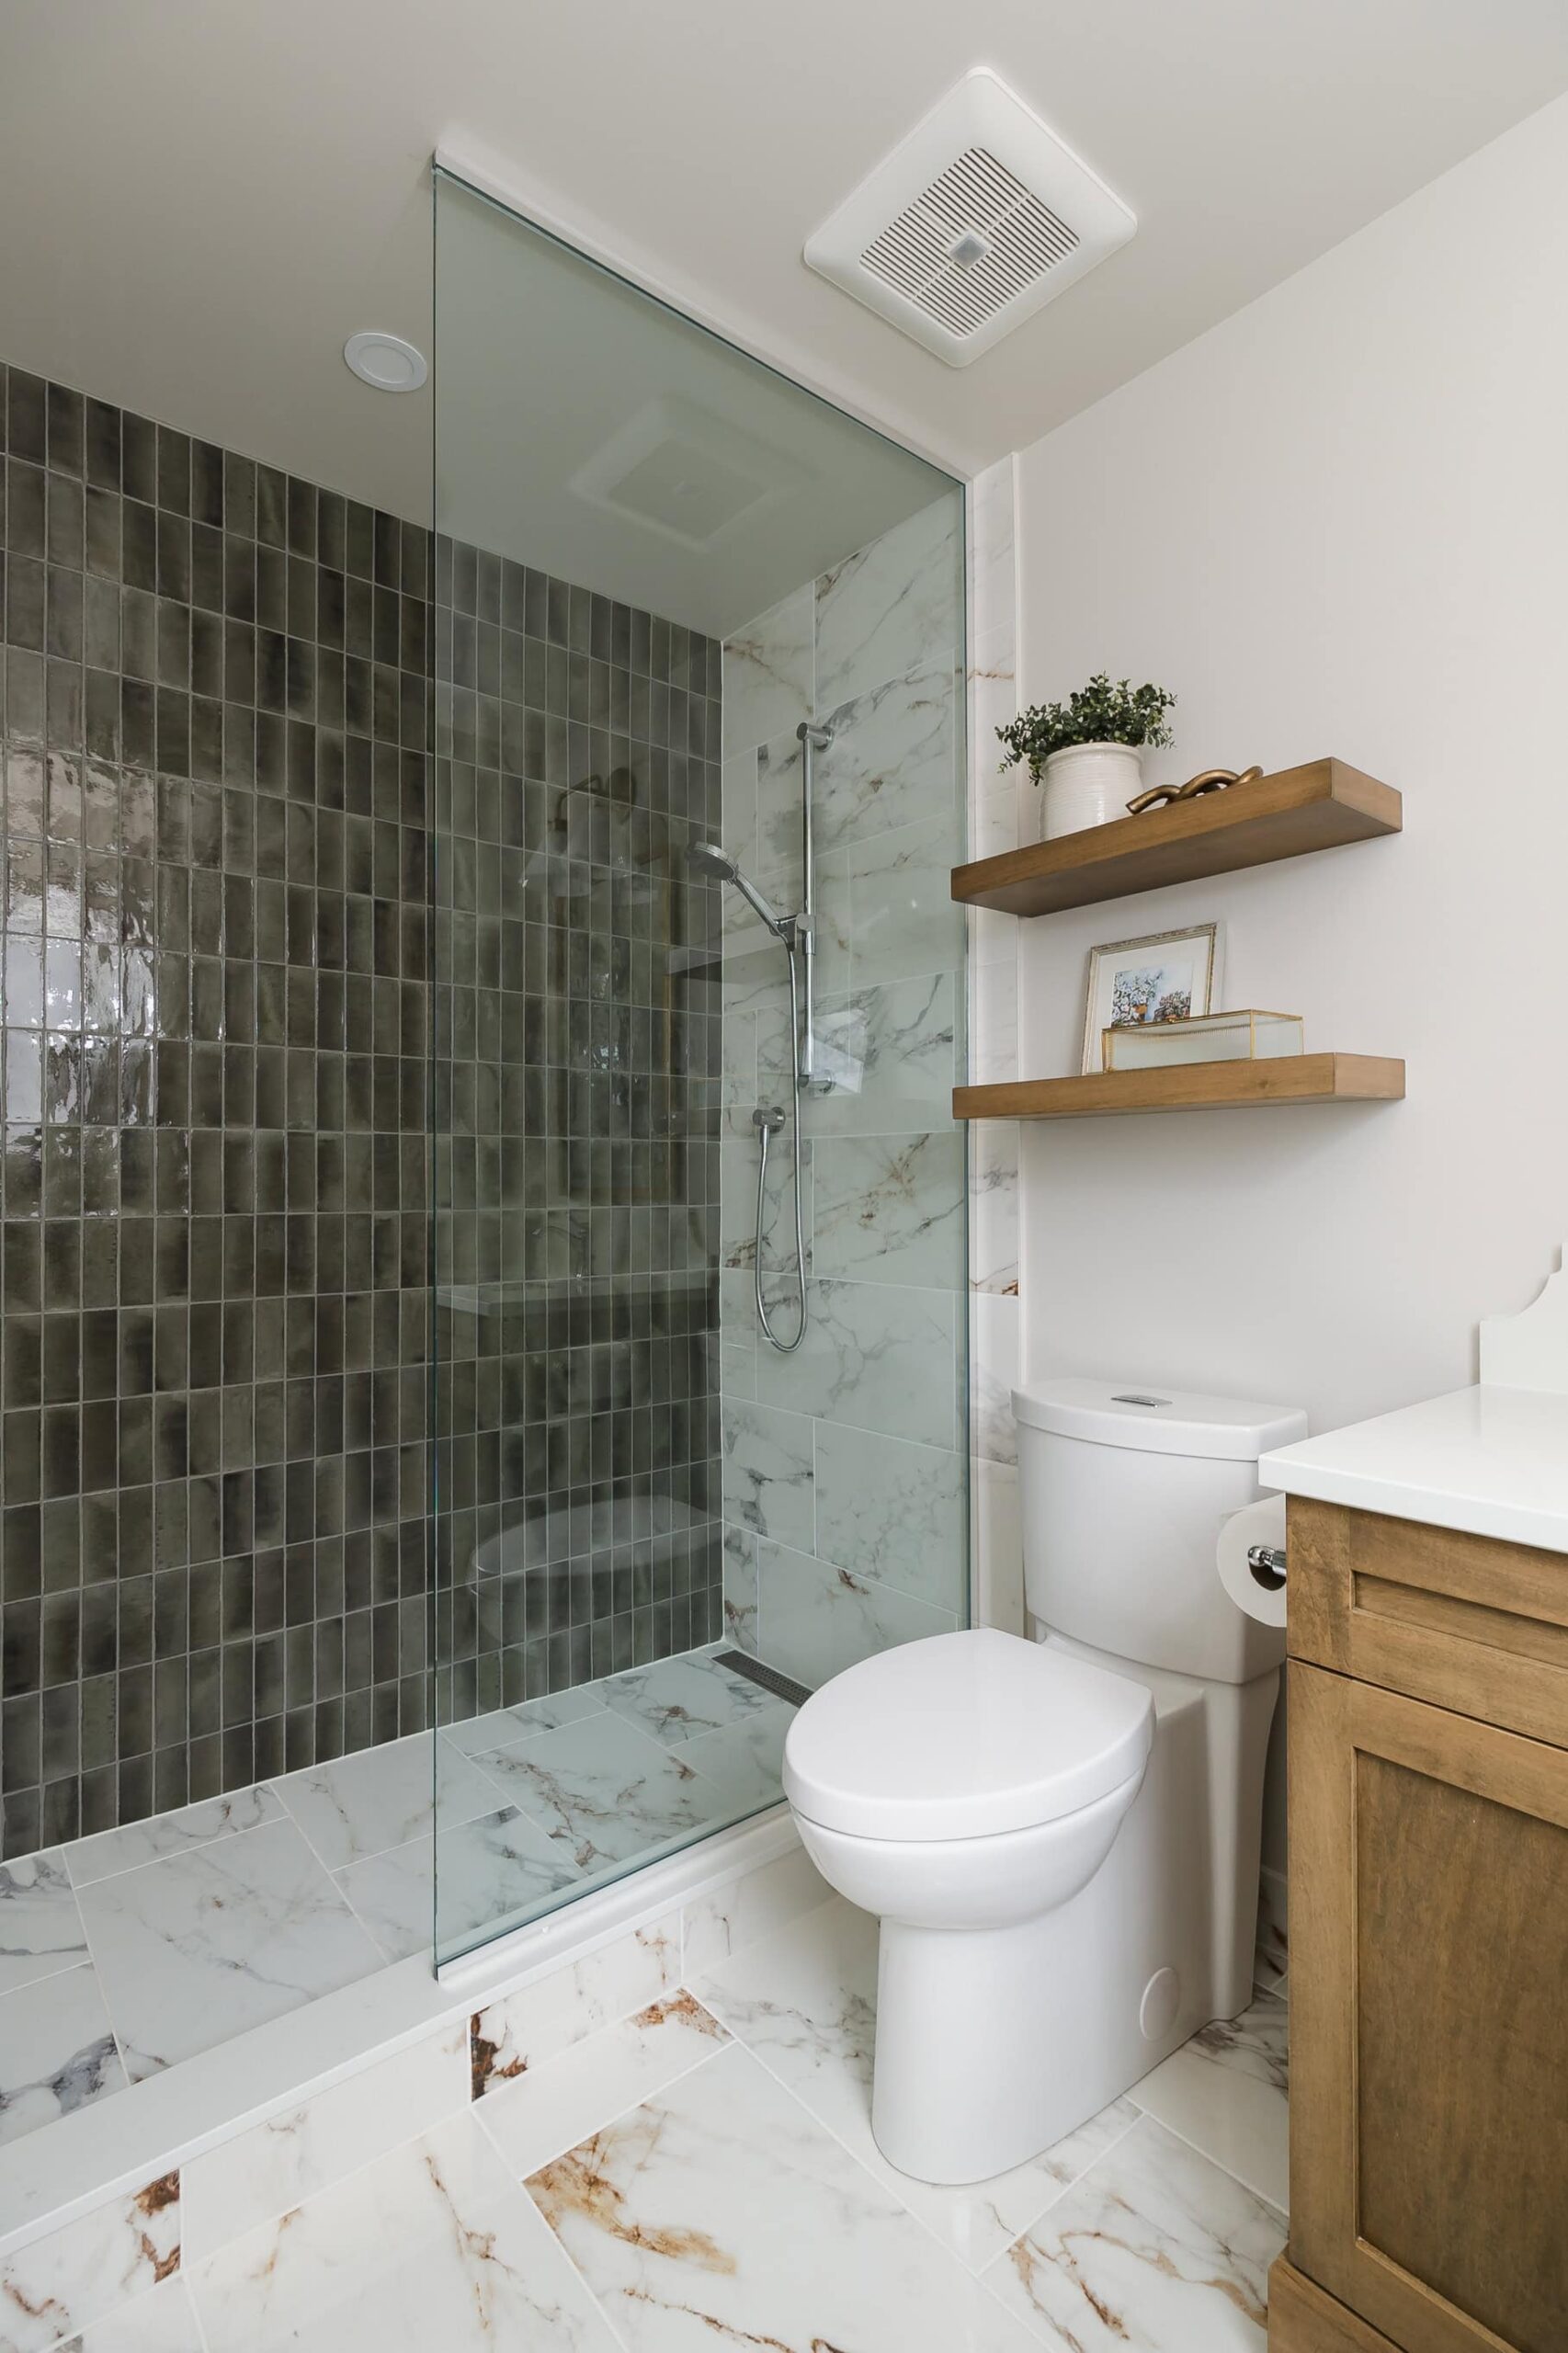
[{"xmin": 343, "ymin": 331, "xmax": 427, "ymax": 392}]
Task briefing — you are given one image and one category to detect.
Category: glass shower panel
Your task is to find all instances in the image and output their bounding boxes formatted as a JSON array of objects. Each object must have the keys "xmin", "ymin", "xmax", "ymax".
[{"xmin": 429, "ymin": 165, "xmax": 967, "ymax": 1968}]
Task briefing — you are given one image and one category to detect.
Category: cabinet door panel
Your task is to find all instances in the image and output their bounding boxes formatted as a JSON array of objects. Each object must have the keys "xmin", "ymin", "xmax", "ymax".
[{"xmin": 1288, "ymin": 1663, "xmax": 1568, "ymax": 2353}]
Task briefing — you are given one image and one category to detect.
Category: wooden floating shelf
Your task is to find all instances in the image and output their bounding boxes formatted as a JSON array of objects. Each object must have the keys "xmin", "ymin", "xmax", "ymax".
[
  {"xmin": 952, "ymin": 757, "xmax": 1402, "ymax": 916},
  {"xmin": 954, "ymin": 1054, "xmax": 1405, "ymax": 1122}
]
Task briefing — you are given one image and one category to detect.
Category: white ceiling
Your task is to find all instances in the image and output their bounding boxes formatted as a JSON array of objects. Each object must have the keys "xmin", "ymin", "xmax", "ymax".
[{"xmin": 2, "ymin": 0, "xmax": 1565, "ymax": 533}]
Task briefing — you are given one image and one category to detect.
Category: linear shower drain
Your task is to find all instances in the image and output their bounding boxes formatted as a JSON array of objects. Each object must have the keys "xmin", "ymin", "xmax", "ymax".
[{"xmin": 713, "ymin": 1651, "xmax": 811, "ymax": 1708}]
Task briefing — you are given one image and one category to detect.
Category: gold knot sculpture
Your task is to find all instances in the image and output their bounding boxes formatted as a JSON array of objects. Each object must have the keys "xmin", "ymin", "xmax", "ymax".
[{"xmin": 1126, "ymin": 764, "xmax": 1264, "ymax": 816}]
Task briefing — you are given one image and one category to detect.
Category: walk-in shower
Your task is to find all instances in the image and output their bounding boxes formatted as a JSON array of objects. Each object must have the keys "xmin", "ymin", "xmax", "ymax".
[{"xmin": 426, "ymin": 160, "xmax": 971, "ymax": 1967}]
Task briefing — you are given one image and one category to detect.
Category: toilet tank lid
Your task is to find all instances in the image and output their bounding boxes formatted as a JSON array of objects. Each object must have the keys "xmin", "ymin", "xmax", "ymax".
[{"xmin": 1012, "ymin": 1378, "xmax": 1306, "ymax": 1461}]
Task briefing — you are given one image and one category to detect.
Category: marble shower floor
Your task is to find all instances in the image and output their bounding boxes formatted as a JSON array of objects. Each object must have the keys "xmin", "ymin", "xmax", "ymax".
[
  {"xmin": 143, "ymin": 1893, "xmax": 1290, "ymax": 2353},
  {"xmin": 0, "ymin": 1647, "xmax": 789, "ymax": 2151}
]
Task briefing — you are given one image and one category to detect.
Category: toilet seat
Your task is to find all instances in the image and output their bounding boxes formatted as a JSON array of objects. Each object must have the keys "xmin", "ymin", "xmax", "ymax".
[{"xmin": 783, "ymin": 1627, "xmax": 1153, "ymax": 1843}]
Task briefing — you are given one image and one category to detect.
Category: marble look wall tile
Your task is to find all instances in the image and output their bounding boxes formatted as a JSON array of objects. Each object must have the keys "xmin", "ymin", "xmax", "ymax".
[
  {"xmin": 722, "ymin": 585, "xmax": 812, "ymax": 757},
  {"xmin": 0, "ymin": 1850, "xmax": 89, "ymax": 1995},
  {"xmin": 813, "ymin": 1423, "xmax": 965, "ymax": 1610},
  {"xmin": 717, "ymin": 1271, "xmax": 757, "ymax": 1407},
  {"xmin": 181, "ymin": 2019, "xmax": 469, "ymax": 2263},
  {"xmin": 188, "ymin": 2113, "xmax": 619, "ymax": 2353},
  {"xmin": 475, "ymin": 1714, "xmax": 722, "ymax": 1876},
  {"xmin": 721, "ymin": 1522, "xmax": 760, "ymax": 1653},
  {"xmin": 815, "ymin": 495, "xmax": 961, "ymax": 714},
  {"xmin": 341, "ymin": 1805, "xmax": 580, "ymax": 1963},
  {"xmin": 721, "ymin": 1397, "xmax": 815, "ymax": 1552},
  {"xmin": 1129, "ymin": 1993, "xmax": 1289, "ymax": 2214},
  {"xmin": 0, "ymin": 1961, "xmax": 125, "ymax": 2146},
  {"xmin": 480, "ymin": 1992, "xmax": 730, "ymax": 2182},
  {"xmin": 678, "ymin": 1844, "xmax": 831, "ymax": 1979},
  {"xmin": 755, "ymin": 1277, "xmax": 959, "ymax": 1449},
  {"xmin": 813, "ymin": 659, "xmax": 959, "ymax": 853},
  {"xmin": 971, "ymin": 1289, "xmax": 1021, "ymax": 1468},
  {"xmin": 984, "ymin": 2112, "xmax": 1285, "ymax": 2351},
  {"xmin": 719, "ymin": 1131, "xmax": 809, "ymax": 1274},
  {"xmin": 847, "ymin": 811, "xmax": 967, "ymax": 990},
  {"xmin": 0, "ymin": 2171, "xmax": 179, "ymax": 2353},
  {"xmin": 66, "ymin": 1789, "xmax": 284, "ymax": 1889},
  {"xmin": 754, "ymin": 729, "xmax": 805, "ymax": 896},
  {"xmin": 756, "ymin": 1537, "xmax": 957, "ymax": 1688},
  {"xmin": 66, "ymin": 2272, "xmax": 203, "ymax": 2352},
  {"xmin": 970, "ymin": 951, "xmax": 1018, "ymax": 1086},
  {"xmin": 971, "ymin": 1458, "xmax": 1025, "ymax": 1639},
  {"xmin": 75, "ymin": 1817, "xmax": 381, "ymax": 2081},
  {"xmin": 812, "ymin": 1131, "xmax": 966, "ymax": 1288},
  {"xmin": 972, "ymin": 781, "xmax": 1019, "ymax": 860},
  {"xmin": 810, "ymin": 972, "xmax": 958, "ymax": 1135},
  {"xmin": 471, "ymin": 1909, "xmax": 680, "ymax": 2092},
  {"xmin": 970, "ymin": 1120, "xmax": 1020, "ymax": 1295},
  {"xmin": 276, "ymin": 1733, "xmax": 498, "ymax": 1874},
  {"xmin": 720, "ymin": 747, "xmax": 759, "ymax": 868},
  {"xmin": 526, "ymin": 2039, "xmax": 1037, "ymax": 2352}
]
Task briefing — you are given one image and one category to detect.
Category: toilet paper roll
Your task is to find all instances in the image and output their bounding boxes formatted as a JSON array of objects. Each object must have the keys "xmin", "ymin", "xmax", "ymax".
[{"xmin": 1217, "ymin": 1492, "xmax": 1289, "ymax": 1628}]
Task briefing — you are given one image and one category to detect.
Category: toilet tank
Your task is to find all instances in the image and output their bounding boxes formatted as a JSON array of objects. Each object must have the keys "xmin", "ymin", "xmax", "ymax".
[{"xmin": 1014, "ymin": 1379, "xmax": 1308, "ymax": 1684}]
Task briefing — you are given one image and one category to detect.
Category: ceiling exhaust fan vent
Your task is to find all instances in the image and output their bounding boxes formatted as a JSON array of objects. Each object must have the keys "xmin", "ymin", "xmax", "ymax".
[{"xmin": 805, "ymin": 70, "xmax": 1134, "ymax": 368}]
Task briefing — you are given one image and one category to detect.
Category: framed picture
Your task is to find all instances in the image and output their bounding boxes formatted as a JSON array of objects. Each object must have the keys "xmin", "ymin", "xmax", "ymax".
[{"xmin": 1080, "ymin": 923, "xmax": 1223, "ymax": 1073}]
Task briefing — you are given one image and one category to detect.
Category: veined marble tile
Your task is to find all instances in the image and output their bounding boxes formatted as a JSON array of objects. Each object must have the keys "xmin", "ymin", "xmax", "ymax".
[
  {"xmin": 970, "ymin": 1119, "xmax": 1020, "ymax": 1295},
  {"xmin": 188, "ymin": 2111, "xmax": 620, "ymax": 2353},
  {"xmin": 971, "ymin": 1289, "xmax": 1021, "ymax": 1468},
  {"xmin": 67, "ymin": 1786, "xmax": 284, "ymax": 1888},
  {"xmin": 1130, "ymin": 1993, "xmax": 1290, "ymax": 2214},
  {"xmin": 276, "ymin": 1730, "xmax": 498, "ymax": 1874},
  {"xmin": 696, "ymin": 1899, "xmax": 1139, "ymax": 2274},
  {"xmin": 812, "ymin": 1130, "xmax": 967, "ymax": 1288},
  {"xmin": 719, "ymin": 1129, "xmax": 809, "ymax": 1275},
  {"xmin": 76, "ymin": 1816, "xmax": 381, "ymax": 2082},
  {"xmin": 481, "ymin": 1991, "xmax": 730, "ymax": 2180},
  {"xmin": 599, "ymin": 1650, "xmax": 776, "ymax": 1749},
  {"xmin": 847, "ymin": 811, "xmax": 967, "ymax": 990},
  {"xmin": 754, "ymin": 1275, "xmax": 959, "ymax": 1449},
  {"xmin": 754, "ymin": 728, "xmax": 805, "ymax": 896},
  {"xmin": 721, "ymin": 1396, "xmax": 814, "ymax": 1552},
  {"xmin": 810, "ymin": 972, "xmax": 958, "ymax": 1135},
  {"xmin": 181, "ymin": 2019, "xmax": 469, "ymax": 2263},
  {"xmin": 1255, "ymin": 1865, "xmax": 1289, "ymax": 1995},
  {"xmin": 720, "ymin": 1001, "xmax": 757, "ymax": 1109},
  {"xmin": 0, "ymin": 1960, "xmax": 126, "ymax": 2147},
  {"xmin": 63, "ymin": 2273, "xmax": 203, "ymax": 2352},
  {"xmin": 65, "ymin": 2273, "xmax": 203, "ymax": 2351},
  {"xmin": 971, "ymin": 780, "xmax": 1019, "ymax": 861},
  {"xmin": 676, "ymin": 1702, "xmax": 793, "ymax": 1813},
  {"xmin": 0, "ymin": 2170, "xmax": 179, "ymax": 2353},
  {"xmin": 722, "ymin": 585, "xmax": 812, "ymax": 759},
  {"xmin": 756, "ymin": 1537, "xmax": 957, "ymax": 1688},
  {"xmin": 719, "ymin": 747, "xmax": 759, "ymax": 867},
  {"xmin": 815, "ymin": 496, "xmax": 961, "ymax": 714},
  {"xmin": 0, "ymin": 1847, "xmax": 89, "ymax": 1995},
  {"xmin": 813, "ymin": 660, "xmax": 959, "ymax": 853},
  {"xmin": 813, "ymin": 1421, "xmax": 965, "ymax": 1609},
  {"xmin": 439, "ymin": 1683, "xmax": 606, "ymax": 1759},
  {"xmin": 471, "ymin": 1909, "xmax": 680, "ymax": 2091},
  {"xmin": 679, "ymin": 1844, "xmax": 831, "ymax": 1979},
  {"xmin": 338, "ymin": 1804, "xmax": 581, "ymax": 1963},
  {"xmin": 721, "ymin": 1521, "xmax": 760, "ymax": 1652},
  {"xmin": 985, "ymin": 2112, "xmax": 1286, "ymax": 2351},
  {"xmin": 970, "ymin": 952, "xmax": 1018, "ymax": 1086},
  {"xmin": 527, "ymin": 2037, "xmax": 1038, "ymax": 2352},
  {"xmin": 474, "ymin": 1711, "xmax": 724, "ymax": 1876}
]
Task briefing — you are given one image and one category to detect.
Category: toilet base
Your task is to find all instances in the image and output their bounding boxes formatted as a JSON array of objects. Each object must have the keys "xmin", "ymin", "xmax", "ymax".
[{"xmin": 869, "ymin": 1656, "xmax": 1279, "ymax": 2186}]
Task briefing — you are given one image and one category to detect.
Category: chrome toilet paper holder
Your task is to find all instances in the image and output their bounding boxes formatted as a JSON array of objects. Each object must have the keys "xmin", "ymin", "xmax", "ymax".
[{"xmin": 1246, "ymin": 1542, "xmax": 1287, "ymax": 1593}]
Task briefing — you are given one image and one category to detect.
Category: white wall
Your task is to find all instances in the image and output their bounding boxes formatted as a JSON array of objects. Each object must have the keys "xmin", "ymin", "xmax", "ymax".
[{"xmin": 1010, "ymin": 92, "xmax": 1568, "ymax": 1866}]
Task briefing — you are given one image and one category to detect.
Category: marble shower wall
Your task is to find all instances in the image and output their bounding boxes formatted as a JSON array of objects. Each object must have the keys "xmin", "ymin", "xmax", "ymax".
[{"xmin": 717, "ymin": 494, "xmax": 969, "ymax": 1683}]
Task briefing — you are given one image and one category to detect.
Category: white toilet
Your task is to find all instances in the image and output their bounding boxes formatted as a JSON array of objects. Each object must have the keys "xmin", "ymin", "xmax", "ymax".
[{"xmin": 782, "ymin": 1378, "xmax": 1306, "ymax": 2186}]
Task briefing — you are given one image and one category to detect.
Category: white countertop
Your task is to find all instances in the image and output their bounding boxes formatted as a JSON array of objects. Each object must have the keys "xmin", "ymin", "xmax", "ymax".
[{"xmin": 1259, "ymin": 1383, "xmax": 1568, "ymax": 1556}]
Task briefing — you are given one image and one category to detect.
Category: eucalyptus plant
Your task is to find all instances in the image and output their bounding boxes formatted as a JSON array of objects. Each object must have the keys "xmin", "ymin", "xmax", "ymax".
[{"xmin": 997, "ymin": 674, "xmax": 1176, "ymax": 781}]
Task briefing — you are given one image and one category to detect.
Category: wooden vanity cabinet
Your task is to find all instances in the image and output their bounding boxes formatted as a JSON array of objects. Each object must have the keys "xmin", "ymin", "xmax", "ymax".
[{"xmin": 1269, "ymin": 1498, "xmax": 1568, "ymax": 2353}]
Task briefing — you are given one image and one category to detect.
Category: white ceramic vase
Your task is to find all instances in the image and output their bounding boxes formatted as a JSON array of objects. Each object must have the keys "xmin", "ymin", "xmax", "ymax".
[{"xmin": 1038, "ymin": 742, "xmax": 1143, "ymax": 840}]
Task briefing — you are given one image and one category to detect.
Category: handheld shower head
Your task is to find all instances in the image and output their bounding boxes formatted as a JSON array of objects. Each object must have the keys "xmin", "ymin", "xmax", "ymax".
[{"xmin": 686, "ymin": 842, "xmax": 791, "ymax": 940}]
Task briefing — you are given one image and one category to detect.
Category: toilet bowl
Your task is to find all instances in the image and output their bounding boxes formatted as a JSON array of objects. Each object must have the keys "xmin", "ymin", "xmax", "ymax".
[{"xmin": 781, "ymin": 1376, "xmax": 1305, "ymax": 2188}]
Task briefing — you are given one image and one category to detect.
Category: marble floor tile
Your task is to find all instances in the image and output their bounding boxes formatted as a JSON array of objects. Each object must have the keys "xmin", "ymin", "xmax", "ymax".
[
  {"xmin": 481, "ymin": 1991, "xmax": 730, "ymax": 2179},
  {"xmin": 76, "ymin": 1816, "xmax": 382, "ymax": 2081},
  {"xmin": 527, "ymin": 2038, "xmax": 1040, "ymax": 2351},
  {"xmin": 439, "ymin": 1683, "xmax": 607, "ymax": 1759},
  {"xmin": 1130, "ymin": 1993, "xmax": 1290, "ymax": 2213},
  {"xmin": 474, "ymin": 1709, "xmax": 730, "ymax": 1875},
  {"xmin": 188, "ymin": 2111, "xmax": 621, "ymax": 2353},
  {"xmin": 340, "ymin": 1803, "xmax": 582, "ymax": 1961},
  {"xmin": 64, "ymin": 2272, "xmax": 205, "ymax": 2351},
  {"xmin": 0, "ymin": 1847, "xmax": 90, "ymax": 1994},
  {"xmin": 0, "ymin": 1961, "xmax": 126, "ymax": 2146},
  {"xmin": 984, "ymin": 2113, "xmax": 1286, "ymax": 2351},
  {"xmin": 674, "ymin": 1701, "xmax": 792, "ymax": 1813},
  {"xmin": 597, "ymin": 1648, "xmax": 775, "ymax": 1749},
  {"xmin": 276, "ymin": 1732, "xmax": 499, "ymax": 1873},
  {"xmin": 66, "ymin": 1785, "xmax": 283, "ymax": 1888},
  {"xmin": 472, "ymin": 1914, "xmax": 681, "ymax": 2089},
  {"xmin": 696, "ymin": 1896, "xmax": 1138, "ymax": 2272}
]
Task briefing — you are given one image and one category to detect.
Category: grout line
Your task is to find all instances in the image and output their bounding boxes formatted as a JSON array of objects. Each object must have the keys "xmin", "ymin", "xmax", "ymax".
[
  {"xmin": 61, "ymin": 1786, "xmax": 288, "ymax": 1893},
  {"xmin": 472, "ymin": 2005, "xmax": 733, "ymax": 2184}
]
